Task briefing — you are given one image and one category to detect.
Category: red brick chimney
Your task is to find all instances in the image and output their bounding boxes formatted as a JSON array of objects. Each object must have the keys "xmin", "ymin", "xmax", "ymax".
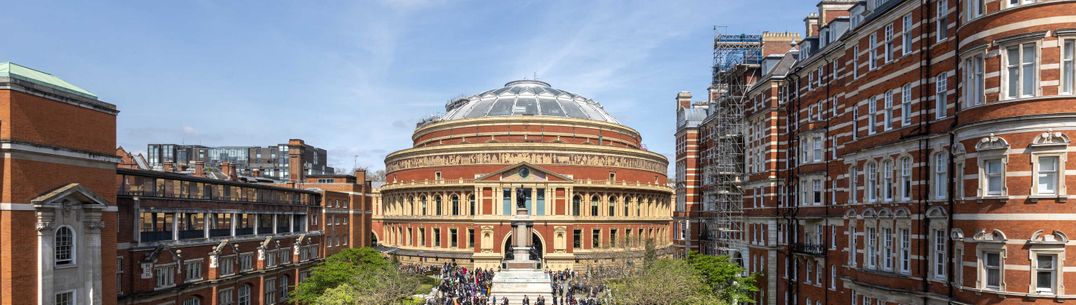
[
  {"xmin": 676, "ymin": 91, "xmax": 692, "ymax": 110},
  {"xmin": 222, "ymin": 162, "xmax": 236, "ymax": 181},
  {"xmin": 193, "ymin": 161, "xmax": 205, "ymax": 177},
  {"xmin": 252, "ymin": 168, "xmax": 262, "ymax": 178},
  {"xmin": 287, "ymin": 139, "xmax": 306, "ymax": 184},
  {"xmin": 353, "ymin": 168, "xmax": 367, "ymax": 184},
  {"xmin": 163, "ymin": 161, "xmax": 175, "ymax": 173}
]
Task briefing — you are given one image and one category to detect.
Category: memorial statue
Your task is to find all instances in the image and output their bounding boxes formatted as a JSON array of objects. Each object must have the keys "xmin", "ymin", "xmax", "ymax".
[{"xmin": 516, "ymin": 188, "xmax": 527, "ymax": 209}]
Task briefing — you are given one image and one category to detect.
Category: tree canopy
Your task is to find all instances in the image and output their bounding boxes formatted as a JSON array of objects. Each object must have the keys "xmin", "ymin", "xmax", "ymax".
[
  {"xmin": 291, "ymin": 247, "xmax": 419, "ymax": 305},
  {"xmin": 686, "ymin": 252, "xmax": 759, "ymax": 304}
]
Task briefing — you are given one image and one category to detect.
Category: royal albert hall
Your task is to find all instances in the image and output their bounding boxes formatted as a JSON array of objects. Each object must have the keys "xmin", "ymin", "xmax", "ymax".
[{"xmin": 374, "ymin": 80, "xmax": 674, "ymax": 270}]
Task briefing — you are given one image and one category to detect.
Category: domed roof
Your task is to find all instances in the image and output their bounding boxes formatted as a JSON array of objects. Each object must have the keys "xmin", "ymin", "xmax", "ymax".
[{"xmin": 439, "ymin": 80, "xmax": 620, "ymax": 124}]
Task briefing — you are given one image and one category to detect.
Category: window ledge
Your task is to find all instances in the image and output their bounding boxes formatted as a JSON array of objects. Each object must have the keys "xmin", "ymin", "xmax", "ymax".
[
  {"xmin": 1028, "ymin": 195, "xmax": 1067, "ymax": 203},
  {"xmin": 976, "ymin": 196, "xmax": 1008, "ymax": 203}
]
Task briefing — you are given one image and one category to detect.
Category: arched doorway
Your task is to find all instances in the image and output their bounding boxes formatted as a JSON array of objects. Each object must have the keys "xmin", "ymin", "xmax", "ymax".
[{"xmin": 502, "ymin": 232, "xmax": 544, "ymax": 261}]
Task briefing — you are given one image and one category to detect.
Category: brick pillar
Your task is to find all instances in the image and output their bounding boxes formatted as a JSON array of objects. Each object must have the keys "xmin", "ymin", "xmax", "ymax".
[{"xmin": 288, "ymin": 139, "xmax": 306, "ymax": 185}]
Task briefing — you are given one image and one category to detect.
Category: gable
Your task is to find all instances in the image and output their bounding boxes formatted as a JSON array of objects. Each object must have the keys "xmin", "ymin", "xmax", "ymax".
[{"xmin": 475, "ymin": 162, "xmax": 573, "ymax": 183}]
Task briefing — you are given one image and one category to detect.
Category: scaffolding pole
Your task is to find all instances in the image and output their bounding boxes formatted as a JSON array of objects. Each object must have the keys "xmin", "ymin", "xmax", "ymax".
[{"xmin": 699, "ymin": 33, "xmax": 761, "ymax": 260}]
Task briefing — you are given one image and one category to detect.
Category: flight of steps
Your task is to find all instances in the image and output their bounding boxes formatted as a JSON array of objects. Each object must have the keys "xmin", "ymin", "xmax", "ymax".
[{"xmin": 490, "ymin": 269, "xmax": 553, "ymax": 305}]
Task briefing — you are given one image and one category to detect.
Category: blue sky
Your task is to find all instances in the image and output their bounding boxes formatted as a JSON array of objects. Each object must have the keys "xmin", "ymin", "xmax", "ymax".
[{"xmin": 1, "ymin": 0, "xmax": 813, "ymax": 173}]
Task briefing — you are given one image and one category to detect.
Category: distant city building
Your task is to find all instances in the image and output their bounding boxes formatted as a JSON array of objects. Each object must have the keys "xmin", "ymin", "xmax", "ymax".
[
  {"xmin": 0, "ymin": 62, "xmax": 372, "ymax": 305},
  {"xmin": 146, "ymin": 142, "xmax": 333, "ymax": 180}
]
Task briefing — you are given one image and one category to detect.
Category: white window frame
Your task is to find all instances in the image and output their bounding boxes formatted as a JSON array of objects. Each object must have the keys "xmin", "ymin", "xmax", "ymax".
[
  {"xmin": 1005, "ymin": 0, "xmax": 1036, "ymax": 9},
  {"xmin": 55, "ymin": 290, "xmax": 75, "ymax": 305},
  {"xmin": 935, "ymin": 73, "xmax": 947, "ymax": 119},
  {"xmin": 932, "ymin": 228, "xmax": 947, "ymax": 280},
  {"xmin": 979, "ymin": 250, "xmax": 1004, "ymax": 290},
  {"xmin": 184, "ymin": 259, "xmax": 203, "ymax": 283},
  {"xmin": 54, "ymin": 225, "xmax": 76, "ymax": 266},
  {"xmin": 934, "ymin": 152, "xmax": 949, "ymax": 200},
  {"xmin": 850, "ymin": 166, "xmax": 859, "ymax": 203},
  {"xmin": 964, "ymin": 53, "xmax": 986, "ymax": 107},
  {"xmin": 900, "ymin": 157, "xmax": 912, "ymax": 200},
  {"xmin": 849, "ymin": 225, "xmax": 858, "ymax": 267},
  {"xmin": 901, "ymin": 83, "xmax": 912, "ymax": 126},
  {"xmin": 884, "ymin": 90, "xmax": 894, "ymax": 130},
  {"xmin": 1062, "ymin": 38, "xmax": 1075, "ymax": 95},
  {"xmin": 883, "ymin": 227, "xmax": 894, "ymax": 271},
  {"xmin": 981, "ymin": 158, "xmax": 1007, "ymax": 197},
  {"xmin": 854, "ymin": 45, "xmax": 861, "ymax": 79},
  {"xmin": 869, "ymin": 34, "xmax": 878, "ymax": 70},
  {"xmin": 154, "ymin": 263, "xmax": 177, "ymax": 289},
  {"xmin": 936, "ymin": 0, "xmax": 948, "ymax": 42},
  {"xmin": 218, "ymin": 288, "xmax": 235, "ymax": 305},
  {"xmin": 899, "ymin": 227, "xmax": 911, "ymax": 274},
  {"xmin": 967, "ymin": 0, "xmax": 985, "ymax": 21},
  {"xmin": 867, "ymin": 162, "xmax": 878, "ymax": 202},
  {"xmin": 902, "ymin": 14, "xmax": 913, "ymax": 55},
  {"xmin": 868, "ymin": 97, "xmax": 877, "ymax": 135},
  {"xmin": 883, "ymin": 160, "xmax": 894, "ymax": 201},
  {"xmin": 1002, "ymin": 41, "xmax": 1039, "ymax": 99},
  {"xmin": 1031, "ymin": 252, "xmax": 1061, "ymax": 295},
  {"xmin": 885, "ymin": 24, "xmax": 894, "ymax": 63},
  {"xmin": 866, "ymin": 226, "xmax": 877, "ymax": 269}
]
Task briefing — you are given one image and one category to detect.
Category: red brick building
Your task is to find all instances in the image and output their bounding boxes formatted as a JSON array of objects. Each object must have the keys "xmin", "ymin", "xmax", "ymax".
[
  {"xmin": 0, "ymin": 62, "xmax": 120, "ymax": 305},
  {"xmin": 375, "ymin": 80, "xmax": 674, "ymax": 269},
  {"xmin": 678, "ymin": 0, "xmax": 1076, "ymax": 304}
]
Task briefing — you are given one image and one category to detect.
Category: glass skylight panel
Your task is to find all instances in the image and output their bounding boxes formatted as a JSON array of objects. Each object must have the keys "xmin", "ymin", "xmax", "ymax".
[
  {"xmin": 487, "ymin": 98, "xmax": 516, "ymax": 115},
  {"xmin": 539, "ymin": 98, "xmax": 564, "ymax": 116},
  {"xmin": 516, "ymin": 98, "xmax": 538, "ymax": 115}
]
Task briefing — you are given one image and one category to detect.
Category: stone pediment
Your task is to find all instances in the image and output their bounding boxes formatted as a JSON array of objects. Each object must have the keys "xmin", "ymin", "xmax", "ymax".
[
  {"xmin": 31, "ymin": 183, "xmax": 110, "ymax": 207},
  {"xmin": 475, "ymin": 162, "xmax": 573, "ymax": 183}
]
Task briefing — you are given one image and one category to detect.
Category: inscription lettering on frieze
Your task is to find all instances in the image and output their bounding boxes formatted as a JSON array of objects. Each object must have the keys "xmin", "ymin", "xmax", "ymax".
[{"xmin": 387, "ymin": 152, "xmax": 664, "ymax": 173}]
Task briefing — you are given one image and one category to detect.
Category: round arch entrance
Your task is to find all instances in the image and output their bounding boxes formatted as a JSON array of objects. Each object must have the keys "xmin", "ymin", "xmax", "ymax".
[{"xmin": 502, "ymin": 232, "xmax": 544, "ymax": 261}]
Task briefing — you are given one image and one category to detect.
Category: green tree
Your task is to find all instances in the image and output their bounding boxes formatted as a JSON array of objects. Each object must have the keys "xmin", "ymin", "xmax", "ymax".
[
  {"xmin": 607, "ymin": 259, "xmax": 716, "ymax": 305},
  {"xmin": 292, "ymin": 247, "xmax": 411, "ymax": 305},
  {"xmin": 686, "ymin": 252, "xmax": 758, "ymax": 304},
  {"xmin": 643, "ymin": 238, "xmax": 657, "ymax": 268}
]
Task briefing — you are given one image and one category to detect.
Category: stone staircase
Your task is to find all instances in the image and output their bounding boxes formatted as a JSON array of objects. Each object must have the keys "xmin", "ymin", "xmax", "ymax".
[{"xmin": 490, "ymin": 269, "xmax": 553, "ymax": 305}]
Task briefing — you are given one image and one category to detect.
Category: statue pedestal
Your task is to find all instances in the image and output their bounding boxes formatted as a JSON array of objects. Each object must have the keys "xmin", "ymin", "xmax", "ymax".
[{"xmin": 490, "ymin": 207, "xmax": 552, "ymax": 303}]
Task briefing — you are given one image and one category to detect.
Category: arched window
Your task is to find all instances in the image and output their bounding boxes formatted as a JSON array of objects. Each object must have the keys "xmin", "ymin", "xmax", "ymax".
[
  {"xmin": 608, "ymin": 196, "xmax": 618, "ymax": 217},
  {"xmin": 434, "ymin": 195, "xmax": 443, "ymax": 215},
  {"xmin": 468, "ymin": 194, "xmax": 476, "ymax": 216},
  {"xmin": 451, "ymin": 195, "xmax": 460, "ymax": 216},
  {"xmin": 623, "ymin": 197, "xmax": 630, "ymax": 216},
  {"xmin": 55, "ymin": 226, "xmax": 75, "ymax": 265},
  {"xmin": 590, "ymin": 195, "xmax": 600, "ymax": 217},
  {"xmin": 182, "ymin": 297, "xmax": 201, "ymax": 305},
  {"xmin": 420, "ymin": 196, "xmax": 427, "ymax": 215},
  {"xmin": 572, "ymin": 196, "xmax": 581, "ymax": 216},
  {"xmin": 883, "ymin": 160, "xmax": 894, "ymax": 201},
  {"xmin": 238, "ymin": 284, "xmax": 251, "ymax": 305}
]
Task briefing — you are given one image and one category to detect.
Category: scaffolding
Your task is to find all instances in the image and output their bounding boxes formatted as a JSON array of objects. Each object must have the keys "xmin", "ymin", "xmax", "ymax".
[{"xmin": 700, "ymin": 33, "xmax": 761, "ymax": 259}]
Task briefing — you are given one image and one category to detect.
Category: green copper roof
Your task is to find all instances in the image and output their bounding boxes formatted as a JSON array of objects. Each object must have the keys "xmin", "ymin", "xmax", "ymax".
[{"xmin": 0, "ymin": 62, "xmax": 97, "ymax": 99}]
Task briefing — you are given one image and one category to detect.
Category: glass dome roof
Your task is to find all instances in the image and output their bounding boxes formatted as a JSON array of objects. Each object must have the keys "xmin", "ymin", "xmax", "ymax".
[{"xmin": 439, "ymin": 80, "xmax": 620, "ymax": 124}]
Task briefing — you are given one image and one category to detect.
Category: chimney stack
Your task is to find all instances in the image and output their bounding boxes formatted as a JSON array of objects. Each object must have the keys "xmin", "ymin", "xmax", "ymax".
[
  {"xmin": 193, "ymin": 161, "xmax": 205, "ymax": 177},
  {"xmin": 676, "ymin": 91, "xmax": 693, "ymax": 110},
  {"xmin": 163, "ymin": 161, "xmax": 175, "ymax": 173},
  {"xmin": 287, "ymin": 139, "xmax": 306, "ymax": 185},
  {"xmin": 222, "ymin": 162, "xmax": 236, "ymax": 181},
  {"xmin": 353, "ymin": 168, "xmax": 367, "ymax": 184},
  {"xmin": 252, "ymin": 168, "xmax": 262, "ymax": 178}
]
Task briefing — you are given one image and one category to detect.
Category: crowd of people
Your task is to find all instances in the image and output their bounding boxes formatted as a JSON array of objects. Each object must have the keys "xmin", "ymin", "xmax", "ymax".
[
  {"xmin": 415, "ymin": 262, "xmax": 496, "ymax": 305},
  {"xmin": 400, "ymin": 262, "xmax": 633, "ymax": 305}
]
